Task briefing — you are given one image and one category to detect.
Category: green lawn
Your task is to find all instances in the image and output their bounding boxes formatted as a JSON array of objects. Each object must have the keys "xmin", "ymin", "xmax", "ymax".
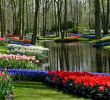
[
  {"xmin": 13, "ymin": 82, "xmax": 91, "ymax": 100},
  {"xmin": 103, "ymin": 45, "xmax": 110, "ymax": 49},
  {"xmin": 0, "ymin": 46, "xmax": 8, "ymax": 54}
]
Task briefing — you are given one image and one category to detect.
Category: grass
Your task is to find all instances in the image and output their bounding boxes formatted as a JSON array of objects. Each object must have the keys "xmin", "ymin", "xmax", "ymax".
[
  {"xmin": 54, "ymin": 37, "xmax": 78, "ymax": 43},
  {"xmin": 13, "ymin": 82, "xmax": 91, "ymax": 100},
  {"xmin": 0, "ymin": 46, "xmax": 8, "ymax": 54},
  {"xmin": 78, "ymin": 37, "xmax": 90, "ymax": 41},
  {"xmin": 38, "ymin": 37, "xmax": 54, "ymax": 40},
  {"xmin": 103, "ymin": 45, "xmax": 110, "ymax": 49}
]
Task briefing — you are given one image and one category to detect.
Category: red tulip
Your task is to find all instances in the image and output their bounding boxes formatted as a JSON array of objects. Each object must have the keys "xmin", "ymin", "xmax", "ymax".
[
  {"xmin": 53, "ymin": 77, "xmax": 57, "ymax": 81},
  {"xmin": 99, "ymin": 86, "xmax": 105, "ymax": 91}
]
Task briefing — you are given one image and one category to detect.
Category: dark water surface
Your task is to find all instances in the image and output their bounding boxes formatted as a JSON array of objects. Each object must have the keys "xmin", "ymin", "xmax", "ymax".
[{"xmin": 39, "ymin": 40, "xmax": 110, "ymax": 73}]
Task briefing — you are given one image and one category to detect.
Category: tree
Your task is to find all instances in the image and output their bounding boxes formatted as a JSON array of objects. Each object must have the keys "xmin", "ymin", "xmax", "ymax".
[
  {"xmin": 0, "ymin": 0, "xmax": 6, "ymax": 37},
  {"xmin": 21, "ymin": 0, "xmax": 25, "ymax": 39},
  {"xmin": 101, "ymin": 0, "xmax": 110, "ymax": 34},
  {"xmin": 25, "ymin": 0, "xmax": 29, "ymax": 34},
  {"xmin": 10, "ymin": 0, "xmax": 17, "ymax": 34},
  {"xmin": 56, "ymin": 0, "xmax": 63, "ymax": 37},
  {"xmin": 32, "ymin": 0, "xmax": 40, "ymax": 45},
  {"xmin": 62, "ymin": 0, "xmax": 67, "ymax": 39},
  {"xmin": 94, "ymin": 0, "xmax": 101, "ymax": 39}
]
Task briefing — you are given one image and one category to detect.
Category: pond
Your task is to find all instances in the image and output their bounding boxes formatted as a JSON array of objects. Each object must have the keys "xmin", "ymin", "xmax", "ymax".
[{"xmin": 40, "ymin": 40, "xmax": 110, "ymax": 73}]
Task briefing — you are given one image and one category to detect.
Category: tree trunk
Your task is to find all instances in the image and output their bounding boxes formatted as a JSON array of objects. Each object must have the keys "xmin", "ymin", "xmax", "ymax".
[
  {"xmin": 57, "ymin": 0, "xmax": 63, "ymax": 37},
  {"xmin": 32, "ymin": 0, "xmax": 39, "ymax": 45},
  {"xmin": 26, "ymin": 0, "xmax": 29, "ymax": 35},
  {"xmin": 101, "ymin": 0, "xmax": 110, "ymax": 34},
  {"xmin": 94, "ymin": 0, "xmax": 101, "ymax": 39},
  {"xmin": 10, "ymin": 0, "xmax": 16, "ymax": 34},
  {"xmin": 70, "ymin": 0, "xmax": 75, "ymax": 30},
  {"xmin": 76, "ymin": 0, "xmax": 79, "ymax": 33},
  {"xmin": 19, "ymin": 0, "xmax": 22, "ymax": 35},
  {"xmin": 21, "ymin": 0, "xmax": 25, "ymax": 39},
  {"xmin": 105, "ymin": 0, "xmax": 110, "ymax": 34},
  {"xmin": 42, "ymin": 0, "xmax": 45, "ymax": 36},
  {"xmin": 89, "ymin": 0, "xmax": 92, "ymax": 29},
  {"xmin": 62, "ymin": 0, "xmax": 67, "ymax": 39},
  {"xmin": 0, "ymin": 0, "xmax": 5, "ymax": 37}
]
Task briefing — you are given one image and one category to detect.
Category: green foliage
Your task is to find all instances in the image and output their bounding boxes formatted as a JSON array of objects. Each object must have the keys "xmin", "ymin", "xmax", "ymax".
[
  {"xmin": 0, "ymin": 70, "xmax": 12, "ymax": 99},
  {"xmin": 0, "ymin": 59, "xmax": 39, "ymax": 69},
  {"xmin": 0, "ymin": 46, "xmax": 8, "ymax": 54},
  {"xmin": 54, "ymin": 37, "xmax": 78, "ymax": 43},
  {"xmin": 51, "ymin": 21, "xmax": 74, "ymax": 31},
  {"xmin": 78, "ymin": 37, "xmax": 90, "ymax": 41},
  {"xmin": 0, "ymin": 41, "xmax": 6, "ymax": 46},
  {"xmin": 61, "ymin": 21, "xmax": 73, "ymax": 29},
  {"xmin": 78, "ymin": 24, "xmax": 89, "ymax": 33},
  {"xmin": 25, "ymin": 28, "xmax": 33, "ymax": 34},
  {"xmin": 67, "ymin": 28, "xmax": 77, "ymax": 33},
  {"xmin": 103, "ymin": 45, "xmax": 110, "ymax": 49}
]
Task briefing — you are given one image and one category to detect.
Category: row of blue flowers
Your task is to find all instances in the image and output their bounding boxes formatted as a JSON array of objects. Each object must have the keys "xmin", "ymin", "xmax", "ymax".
[
  {"xmin": 7, "ymin": 69, "xmax": 48, "ymax": 82},
  {"xmin": 93, "ymin": 41, "xmax": 110, "ymax": 47},
  {"xmin": 2, "ymin": 67, "xmax": 110, "ymax": 82},
  {"xmin": 6, "ymin": 68, "xmax": 110, "ymax": 82},
  {"xmin": 92, "ymin": 72, "xmax": 110, "ymax": 76},
  {"xmin": 5, "ymin": 40, "xmax": 33, "ymax": 46}
]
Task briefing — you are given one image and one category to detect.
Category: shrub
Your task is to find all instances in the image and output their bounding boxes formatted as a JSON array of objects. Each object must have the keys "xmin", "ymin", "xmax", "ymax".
[
  {"xmin": 0, "ymin": 41, "xmax": 6, "ymax": 46},
  {"xmin": 54, "ymin": 37, "xmax": 78, "ymax": 43},
  {"xmin": 67, "ymin": 28, "xmax": 77, "ymax": 33}
]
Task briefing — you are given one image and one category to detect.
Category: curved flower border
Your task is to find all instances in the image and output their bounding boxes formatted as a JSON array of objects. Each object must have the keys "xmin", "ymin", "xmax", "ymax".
[{"xmin": 44, "ymin": 71, "xmax": 110, "ymax": 100}]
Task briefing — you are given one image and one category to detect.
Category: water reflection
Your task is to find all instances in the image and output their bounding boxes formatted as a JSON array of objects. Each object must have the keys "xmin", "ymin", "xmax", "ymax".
[
  {"xmin": 40, "ymin": 41, "xmax": 110, "ymax": 73},
  {"xmin": 96, "ymin": 49, "xmax": 110, "ymax": 73}
]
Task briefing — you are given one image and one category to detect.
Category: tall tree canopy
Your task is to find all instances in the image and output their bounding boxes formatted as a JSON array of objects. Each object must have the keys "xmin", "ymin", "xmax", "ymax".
[{"xmin": 0, "ymin": 0, "xmax": 110, "ymax": 40}]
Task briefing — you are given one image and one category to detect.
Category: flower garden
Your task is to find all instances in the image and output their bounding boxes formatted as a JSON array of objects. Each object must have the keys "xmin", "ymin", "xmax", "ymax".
[
  {"xmin": 44, "ymin": 71, "xmax": 110, "ymax": 100},
  {"xmin": 0, "ymin": 37, "xmax": 50, "ymax": 99},
  {"xmin": 0, "ymin": 67, "xmax": 12, "ymax": 99},
  {"xmin": 1, "ymin": 37, "xmax": 110, "ymax": 100}
]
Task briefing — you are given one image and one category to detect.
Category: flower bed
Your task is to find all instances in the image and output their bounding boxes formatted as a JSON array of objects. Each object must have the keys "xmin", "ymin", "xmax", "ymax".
[
  {"xmin": 0, "ymin": 37, "xmax": 6, "ymax": 46},
  {"xmin": 0, "ymin": 59, "xmax": 39, "ymax": 69},
  {"xmin": 101, "ymin": 36, "xmax": 110, "ymax": 41},
  {"xmin": 8, "ymin": 69, "xmax": 48, "ymax": 82},
  {"xmin": 6, "ymin": 34, "xmax": 20, "ymax": 37},
  {"xmin": 82, "ymin": 35, "xmax": 96, "ymax": 39},
  {"xmin": 44, "ymin": 71, "xmax": 110, "ymax": 100},
  {"xmin": 68, "ymin": 33, "xmax": 82, "ymax": 37},
  {"xmin": 11, "ymin": 37, "xmax": 20, "ymax": 41},
  {"xmin": 91, "ymin": 36, "xmax": 110, "ymax": 48},
  {"xmin": 93, "ymin": 41, "xmax": 110, "ymax": 47},
  {"xmin": 23, "ymin": 39, "xmax": 32, "ymax": 43},
  {"xmin": 0, "ymin": 68, "xmax": 12, "ymax": 99},
  {"xmin": 7, "ymin": 44, "xmax": 49, "ymax": 53},
  {"xmin": 0, "ymin": 54, "xmax": 40, "ymax": 69},
  {"xmin": 5, "ymin": 40, "xmax": 33, "ymax": 46},
  {"xmin": 67, "ymin": 36, "xmax": 80, "ymax": 39},
  {"xmin": 0, "ymin": 54, "xmax": 36, "ymax": 61},
  {"xmin": 7, "ymin": 44, "xmax": 49, "ymax": 64}
]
